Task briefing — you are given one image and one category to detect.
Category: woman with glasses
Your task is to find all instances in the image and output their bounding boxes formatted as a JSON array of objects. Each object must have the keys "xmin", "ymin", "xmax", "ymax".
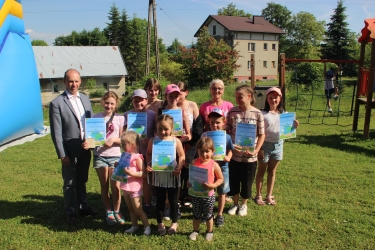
[{"xmin": 199, "ymin": 79, "xmax": 234, "ymax": 131}]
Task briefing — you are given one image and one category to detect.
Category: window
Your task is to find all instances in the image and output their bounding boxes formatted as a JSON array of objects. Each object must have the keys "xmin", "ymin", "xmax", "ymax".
[
  {"xmin": 263, "ymin": 43, "xmax": 268, "ymax": 50},
  {"xmin": 53, "ymin": 83, "xmax": 59, "ymax": 93},
  {"xmin": 263, "ymin": 61, "xmax": 267, "ymax": 68},
  {"xmin": 213, "ymin": 25, "xmax": 216, "ymax": 35},
  {"xmin": 247, "ymin": 60, "xmax": 251, "ymax": 70},
  {"xmin": 103, "ymin": 82, "xmax": 109, "ymax": 90},
  {"xmin": 272, "ymin": 61, "xmax": 276, "ymax": 68},
  {"xmin": 272, "ymin": 43, "xmax": 276, "ymax": 50},
  {"xmin": 248, "ymin": 43, "xmax": 255, "ymax": 52}
]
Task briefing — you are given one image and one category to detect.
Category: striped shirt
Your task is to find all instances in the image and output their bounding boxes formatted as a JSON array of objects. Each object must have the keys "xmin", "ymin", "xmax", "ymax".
[{"xmin": 226, "ymin": 106, "xmax": 264, "ymax": 162}]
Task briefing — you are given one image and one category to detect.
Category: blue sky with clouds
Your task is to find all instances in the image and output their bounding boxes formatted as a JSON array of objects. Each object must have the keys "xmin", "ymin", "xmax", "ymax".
[{"xmin": 22, "ymin": 0, "xmax": 375, "ymax": 46}]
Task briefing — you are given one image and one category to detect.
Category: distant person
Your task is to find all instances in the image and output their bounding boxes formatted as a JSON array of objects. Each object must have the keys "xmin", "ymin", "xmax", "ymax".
[
  {"xmin": 82, "ymin": 91, "xmax": 124, "ymax": 225},
  {"xmin": 49, "ymin": 69, "xmax": 98, "ymax": 226},
  {"xmin": 187, "ymin": 137, "xmax": 223, "ymax": 242},
  {"xmin": 324, "ymin": 65, "xmax": 341, "ymax": 113},
  {"xmin": 199, "ymin": 79, "xmax": 234, "ymax": 132}
]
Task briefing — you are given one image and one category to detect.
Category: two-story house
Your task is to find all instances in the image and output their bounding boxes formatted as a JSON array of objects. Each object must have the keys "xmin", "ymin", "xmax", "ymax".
[{"xmin": 195, "ymin": 15, "xmax": 285, "ymax": 82}]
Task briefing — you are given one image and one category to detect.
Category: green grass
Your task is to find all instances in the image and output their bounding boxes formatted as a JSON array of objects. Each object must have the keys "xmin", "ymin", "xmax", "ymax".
[{"xmin": 2, "ymin": 85, "xmax": 375, "ymax": 249}]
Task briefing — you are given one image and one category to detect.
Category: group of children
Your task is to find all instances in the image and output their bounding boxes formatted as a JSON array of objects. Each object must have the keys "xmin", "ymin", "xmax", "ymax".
[{"xmin": 86, "ymin": 79, "xmax": 299, "ymax": 241}]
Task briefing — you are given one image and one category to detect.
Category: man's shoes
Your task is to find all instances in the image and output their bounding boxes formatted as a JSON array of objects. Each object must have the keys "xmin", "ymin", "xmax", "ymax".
[
  {"xmin": 79, "ymin": 207, "xmax": 99, "ymax": 217},
  {"xmin": 67, "ymin": 214, "xmax": 77, "ymax": 225}
]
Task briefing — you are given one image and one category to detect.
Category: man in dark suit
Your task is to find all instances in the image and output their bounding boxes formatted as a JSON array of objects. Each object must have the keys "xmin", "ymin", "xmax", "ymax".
[{"xmin": 49, "ymin": 69, "xmax": 98, "ymax": 225}]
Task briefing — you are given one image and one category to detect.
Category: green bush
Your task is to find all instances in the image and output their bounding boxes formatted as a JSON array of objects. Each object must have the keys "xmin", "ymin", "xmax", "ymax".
[{"xmin": 89, "ymin": 87, "xmax": 106, "ymax": 98}]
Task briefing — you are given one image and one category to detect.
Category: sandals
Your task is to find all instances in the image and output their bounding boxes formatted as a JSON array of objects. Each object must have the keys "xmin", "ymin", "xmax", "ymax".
[
  {"xmin": 254, "ymin": 196, "xmax": 265, "ymax": 206},
  {"xmin": 157, "ymin": 223, "xmax": 166, "ymax": 236},
  {"xmin": 266, "ymin": 196, "xmax": 277, "ymax": 206},
  {"xmin": 168, "ymin": 223, "xmax": 178, "ymax": 235}
]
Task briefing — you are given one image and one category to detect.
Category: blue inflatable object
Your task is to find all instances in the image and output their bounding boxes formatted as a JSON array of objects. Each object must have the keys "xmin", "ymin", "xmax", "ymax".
[{"xmin": 0, "ymin": 0, "xmax": 44, "ymax": 145}]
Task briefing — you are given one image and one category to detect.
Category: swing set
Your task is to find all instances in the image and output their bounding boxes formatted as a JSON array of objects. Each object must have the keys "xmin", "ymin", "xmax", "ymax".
[{"xmin": 279, "ymin": 54, "xmax": 359, "ymax": 124}]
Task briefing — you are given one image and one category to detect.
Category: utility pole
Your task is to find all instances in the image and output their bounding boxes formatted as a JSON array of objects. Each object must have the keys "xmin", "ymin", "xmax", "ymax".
[{"xmin": 146, "ymin": 0, "xmax": 161, "ymax": 78}]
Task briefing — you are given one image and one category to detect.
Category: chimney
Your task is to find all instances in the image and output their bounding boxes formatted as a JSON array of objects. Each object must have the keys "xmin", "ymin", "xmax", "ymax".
[{"xmin": 253, "ymin": 16, "xmax": 265, "ymax": 25}]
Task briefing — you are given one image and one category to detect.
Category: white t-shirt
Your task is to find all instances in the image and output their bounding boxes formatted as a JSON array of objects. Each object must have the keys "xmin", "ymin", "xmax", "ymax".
[{"xmin": 262, "ymin": 111, "xmax": 281, "ymax": 143}]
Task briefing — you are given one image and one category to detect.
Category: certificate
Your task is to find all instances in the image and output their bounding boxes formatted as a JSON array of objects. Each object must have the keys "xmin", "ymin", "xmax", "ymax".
[
  {"xmin": 235, "ymin": 123, "xmax": 257, "ymax": 152},
  {"xmin": 111, "ymin": 152, "xmax": 132, "ymax": 183},
  {"xmin": 188, "ymin": 165, "xmax": 209, "ymax": 198},
  {"xmin": 280, "ymin": 112, "xmax": 296, "ymax": 139},
  {"xmin": 127, "ymin": 112, "xmax": 147, "ymax": 139},
  {"xmin": 85, "ymin": 118, "xmax": 106, "ymax": 148},
  {"xmin": 151, "ymin": 139, "xmax": 176, "ymax": 171},
  {"xmin": 162, "ymin": 109, "xmax": 183, "ymax": 136},
  {"xmin": 207, "ymin": 131, "xmax": 226, "ymax": 161}
]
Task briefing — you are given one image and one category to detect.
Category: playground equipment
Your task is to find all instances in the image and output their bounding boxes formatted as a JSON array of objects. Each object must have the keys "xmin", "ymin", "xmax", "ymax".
[
  {"xmin": 352, "ymin": 18, "xmax": 375, "ymax": 138},
  {"xmin": 0, "ymin": 0, "xmax": 44, "ymax": 145},
  {"xmin": 279, "ymin": 54, "xmax": 359, "ymax": 123}
]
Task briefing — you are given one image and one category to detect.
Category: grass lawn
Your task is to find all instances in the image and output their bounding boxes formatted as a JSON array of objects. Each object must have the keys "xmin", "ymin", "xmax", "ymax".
[{"xmin": 2, "ymin": 84, "xmax": 375, "ymax": 249}]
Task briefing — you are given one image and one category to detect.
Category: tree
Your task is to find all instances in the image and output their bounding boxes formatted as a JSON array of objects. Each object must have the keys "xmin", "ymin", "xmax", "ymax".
[
  {"xmin": 104, "ymin": 3, "xmax": 121, "ymax": 46},
  {"xmin": 31, "ymin": 39, "xmax": 48, "ymax": 46},
  {"xmin": 286, "ymin": 12, "xmax": 325, "ymax": 59},
  {"xmin": 174, "ymin": 27, "xmax": 241, "ymax": 88},
  {"xmin": 321, "ymin": 0, "xmax": 355, "ymax": 76},
  {"xmin": 217, "ymin": 3, "xmax": 252, "ymax": 18},
  {"xmin": 54, "ymin": 28, "xmax": 108, "ymax": 46},
  {"xmin": 261, "ymin": 2, "xmax": 292, "ymax": 53},
  {"xmin": 167, "ymin": 38, "xmax": 183, "ymax": 55}
]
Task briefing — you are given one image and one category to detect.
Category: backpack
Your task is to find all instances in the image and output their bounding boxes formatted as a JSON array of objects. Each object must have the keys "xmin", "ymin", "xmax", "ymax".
[{"xmin": 326, "ymin": 70, "xmax": 334, "ymax": 78}]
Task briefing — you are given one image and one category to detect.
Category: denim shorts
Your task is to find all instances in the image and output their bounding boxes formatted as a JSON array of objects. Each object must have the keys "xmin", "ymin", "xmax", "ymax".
[
  {"xmin": 217, "ymin": 164, "xmax": 230, "ymax": 194},
  {"xmin": 93, "ymin": 155, "xmax": 120, "ymax": 168},
  {"xmin": 260, "ymin": 140, "xmax": 284, "ymax": 162}
]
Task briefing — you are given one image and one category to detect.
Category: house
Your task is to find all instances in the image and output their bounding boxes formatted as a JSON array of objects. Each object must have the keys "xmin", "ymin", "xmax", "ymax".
[
  {"xmin": 195, "ymin": 15, "xmax": 285, "ymax": 82},
  {"xmin": 32, "ymin": 46, "xmax": 128, "ymax": 104}
]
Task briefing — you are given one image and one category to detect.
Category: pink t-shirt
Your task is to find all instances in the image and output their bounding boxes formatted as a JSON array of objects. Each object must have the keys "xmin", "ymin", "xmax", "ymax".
[
  {"xmin": 93, "ymin": 113, "xmax": 124, "ymax": 157},
  {"xmin": 199, "ymin": 100, "xmax": 234, "ymax": 131},
  {"xmin": 120, "ymin": 153, "xmax": 143, "ymax": 192},
  {"xmin": 193, "ymin": 158, "xmax": 215, "ymax": 197}
]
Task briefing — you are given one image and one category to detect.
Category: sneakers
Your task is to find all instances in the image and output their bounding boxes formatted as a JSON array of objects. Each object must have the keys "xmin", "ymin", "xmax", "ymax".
[
  {"xmin": 205, "ymin": 232, "xmax": 214, "ymax": 242},
  {"xmin": 125, "ymin": 226, "xmax": 139, "ymax": 233},
  {"xmin": 228, "ymin": 205, "xmax": 239, "ymax": 215},
  {"xmin": 144, "ymin": 226, "xmax": 151, "ymax": 236},
  {"xmin": 333, "ymin": 95, "xmax": 339, "ymax": 101},
  {"xmin": 106, "ymin": 211, "xmax": 117, "ymax": 225},
  {"xmin": 114, "ymin": 212, "xmax": 125, "ymax": 225},
  {"xmin": 328, "ymin": 107, "xmax": 333, "ymax": 113},
  {"xmin": 238, "ymin": 205, "xmax": 248, "ymax": 216},
  {"xmin": 189, "ymin": 231, "xmax": 199, "ymax": 241},
  {"xmin": 163, "ymin": 208, "xmax": 170, "ymax": 221},
  {"xmin": 214, "ymin": 215, "xmax": 224, "ymax": 227}
]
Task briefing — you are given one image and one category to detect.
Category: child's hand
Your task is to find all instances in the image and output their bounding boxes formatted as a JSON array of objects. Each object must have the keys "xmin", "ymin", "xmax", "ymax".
[
  {"xmin": 82, "ymin": 140, "xmax": 90, "ymax": 150},
  {"xmin": 142, "ymin": 137, "xmax": 150, "ymax": 145},
  {"xmin": 146, "ymin": 166, "xmax": 153, "ymax": 173},
  {"xmin": 172, "ymin": 167, "xmax": 181, "ymax": 176},
  {"xmin": 257, "ymin": 150, "xmax": 264, "ymax": 161},
  {"xmin": 293, "ymin": 119, "xmax": 300, "ymax": 129},
  {"xmin": 202, "ymin": 182, "xmax": 215, "ymax": 191},
  {"xmin": 244, "ymin": 148, "xmax": 258, "ymax": 157},
  {"xmin": 233, "ymin": 144, "xmax": 242, "ymax": 153},
  {"xmin": 114, "ymin": 161, "xmax": 119, "ymax": 167},
  {"xmin": 103, "ymin": 138, "xmax": 114, "ymax": 147},
  {"xmin": 223, "ymin": 156, "xmax": 231, "ymax": 162}
]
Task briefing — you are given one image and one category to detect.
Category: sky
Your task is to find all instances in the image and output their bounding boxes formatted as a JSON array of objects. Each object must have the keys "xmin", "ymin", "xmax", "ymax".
[{"xmin": 22, "ymin": 0, "xmax": 375, "ymax": 47}]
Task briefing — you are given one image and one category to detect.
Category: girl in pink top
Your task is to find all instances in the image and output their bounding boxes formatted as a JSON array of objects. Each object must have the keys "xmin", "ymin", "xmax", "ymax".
[
  {"xmin": 119, "ymin": 131, "xmax": 151, "ymax": 236},
  {"xmin": 188, "ymin": 137, "xmax": 223, "ymax": 242},
  {"xmin": 83, "ymin": 91, "xmax": 125, "ymax": 225},
  {"xmin": 199, "ymin": 79, "xmax": 234, "ymax": 131}
]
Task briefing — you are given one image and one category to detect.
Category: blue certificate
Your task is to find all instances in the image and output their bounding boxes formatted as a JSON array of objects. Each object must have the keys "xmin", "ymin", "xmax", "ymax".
[
  {"xmin": 85, "ymin": 118, "xmax": 106, "ymax": 148},
  {"xmin": 188, "ymin": 165, "xmax": 209, "ymax": 198},
  {"xmin": 280, "ymin": 112, "xmax": 296, "ymax": 139},
  {"xmin": 151, "ymin": 139, "xmax": 176, "ymax": 171},
  {"xmin": 235, "ymin": 123, "xmax": 257, "ymax": 152},
  {"xmin": 207, "ymin": 131, "xmax": 226, "ymax": 161},
  {"xmin": 111, "ymin": 152, "xmax": 132, "ymax": 183},
  {"xmin": 127, "ymin": 112, "xmax": 147, "ymax": 139},
  {"xmin": 162, "ymin": 109, "xmax": 183, "ymax": 136}
]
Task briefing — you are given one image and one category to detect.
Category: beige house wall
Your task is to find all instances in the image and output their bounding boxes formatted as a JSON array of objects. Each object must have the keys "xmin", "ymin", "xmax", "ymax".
[{"xmin": 40, "ymin": 76, "xmax": 125, "ymax": 105}]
